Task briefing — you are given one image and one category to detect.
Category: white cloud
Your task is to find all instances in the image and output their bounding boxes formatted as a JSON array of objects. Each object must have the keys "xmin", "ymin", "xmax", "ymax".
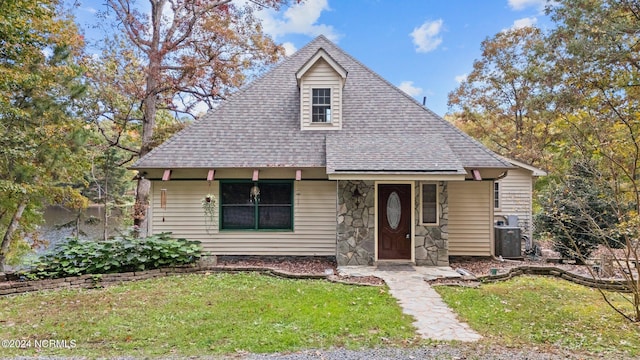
[
  {"xmin": 281, "ymin": 42, "xmax": 297, "ymax": 56},
  {"xmin": 410, "ymin": 19, "xmax": 444, "ymax": 53},
  {"xmin": 508, "ymin": 0, "xmax": 547, "ymax": 11},
  {"xmin": 256, "ymin": 0, "xmax": 340, "ymax": 42},
  {"xmin": 398, "ymin": 81, "xmax": 422, "ymax": 97},
  {"xmin": 83, "ymin": 7, "xmax": 97, "ymax": 14},
  {"xmin": 454, "ymin": 74, "xmax": 468, "ymax": 84},
  {"xmin": 512, "ymin": 17, "xmax": 538, "ymax": 29}
]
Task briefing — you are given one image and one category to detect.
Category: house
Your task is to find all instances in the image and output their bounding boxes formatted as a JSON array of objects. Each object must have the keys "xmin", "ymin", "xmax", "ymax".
[
  {"xmin": 131, "ymin": 35, "xmax": 516, "ymax": 266},
  {"xmin": 493, "ymin": 157, "xmax": 547, "ymax": 240}
]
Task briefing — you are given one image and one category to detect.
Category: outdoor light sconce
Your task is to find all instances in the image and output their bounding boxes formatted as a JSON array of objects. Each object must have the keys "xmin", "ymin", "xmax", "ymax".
[
  {"xmin": 352, "ymin": 187, "xmax": 363, "ymax": 206},
  {"xmin": 250, "ymin": 184, "xmax": 261, "ymax": 203}
]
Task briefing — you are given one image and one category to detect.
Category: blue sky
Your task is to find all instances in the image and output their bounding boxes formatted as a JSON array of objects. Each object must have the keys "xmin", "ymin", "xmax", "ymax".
[{"xmin": 74, "ymin": 0, "xmax": 552, "ymax": 116}]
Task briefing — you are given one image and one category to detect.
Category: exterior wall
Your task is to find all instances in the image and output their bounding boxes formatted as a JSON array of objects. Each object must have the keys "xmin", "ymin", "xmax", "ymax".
[
  {"xmin": 494, "ymin": 168, "xmax": 534, "ymax": 238},
  {"xmin": 448, "ymin": 181, "xmax": 494, "ymax": 256},
  {"xmin": 150, "ymin": 180, "xmax": 337, "ymax": 256},
  {"xmin": 299, "ymin": 58, "xmax": 343, "ymax": 130},
  {"xmin": 414, "ymin": 182, "xmax": 449, "ymax": 266},
  {"xmin": 336, "ymin": 180, "xmax": 375, "ymax": 265}
]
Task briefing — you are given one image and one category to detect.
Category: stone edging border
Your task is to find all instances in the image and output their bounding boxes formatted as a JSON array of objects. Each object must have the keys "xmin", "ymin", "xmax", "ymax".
[
  {"xmin": 477, "ymin": 266, "xmax": 634, "ymax": 293},
  {"xmin": 0, "ymin": 265, "xmax": 382, "ymax": 297}
]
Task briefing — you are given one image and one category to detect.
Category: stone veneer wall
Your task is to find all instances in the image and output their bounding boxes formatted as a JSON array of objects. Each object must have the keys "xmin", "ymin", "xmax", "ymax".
[
  {"xmin": 414, "ymin": 182, "xmax": 449, "ymax": 266},
  {"xmin": 336, "ymin": 180, "xmax": 375, "ymax": 266}
]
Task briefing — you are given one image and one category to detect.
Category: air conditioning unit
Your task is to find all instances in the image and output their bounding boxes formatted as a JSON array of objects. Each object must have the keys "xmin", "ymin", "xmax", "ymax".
[{"xmin": 494, "ymin": 226, "xmax": 521, "ymax": 258}]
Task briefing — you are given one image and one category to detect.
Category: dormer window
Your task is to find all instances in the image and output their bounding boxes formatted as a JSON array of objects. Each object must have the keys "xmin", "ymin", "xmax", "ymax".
[
  {"xmin": 296, "ymin": 48, "xmax": 347, "ymax": 131},
  {"xmin": 312, "ymin": 88, "xmax": 331, "ymax": 123}
]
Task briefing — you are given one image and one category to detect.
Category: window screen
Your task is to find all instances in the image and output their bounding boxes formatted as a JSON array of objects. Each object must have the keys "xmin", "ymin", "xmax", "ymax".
[{"xmin": 220, "ymin": 181, "xmax": 293, "ymax": 230}]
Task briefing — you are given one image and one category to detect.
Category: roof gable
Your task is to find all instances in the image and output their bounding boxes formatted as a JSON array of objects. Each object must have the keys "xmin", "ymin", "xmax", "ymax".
[
  {"xmin": 296, "ymin": 48, "xmax": 347, "ymax": 86},
  {"xmin": 501, "ymin": 156, "xmax": 547, "ymax": 177}
]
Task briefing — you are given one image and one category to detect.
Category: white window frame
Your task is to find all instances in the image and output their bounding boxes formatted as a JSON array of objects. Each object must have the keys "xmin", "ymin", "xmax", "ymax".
[
  {"xmin": 420, "ymin": 182, "xmax": 439, "ymax": 226},
  {"xmin": 311, "ymin": 88, "xmax": 332, "ymax": 123}
]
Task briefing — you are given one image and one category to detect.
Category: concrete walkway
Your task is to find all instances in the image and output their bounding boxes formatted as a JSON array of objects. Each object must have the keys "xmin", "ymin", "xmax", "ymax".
[{"xmin": 338, "ymin": 265, "xmax": 482, "ymax": 342}]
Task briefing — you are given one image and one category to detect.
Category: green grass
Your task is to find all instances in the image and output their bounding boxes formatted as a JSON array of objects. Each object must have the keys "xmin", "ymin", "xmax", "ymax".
[
  {"xmin": 0, "ymin": 273, "xmax": 417, "ymax": 357},
  {"xmin": 4, "ymin": 273, "xmax": 639, "ymax": 358},
  {"xmin": 435, "ymin": 276, "xmax": 640, "ymax": 357}
]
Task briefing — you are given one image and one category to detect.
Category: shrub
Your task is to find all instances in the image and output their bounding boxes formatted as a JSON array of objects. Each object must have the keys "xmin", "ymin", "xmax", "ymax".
[
  {"xmin": 535, "ymin": 160, "xmax": 624, "ymax": 263},
  {"xmin": 24, "ymin": 232, "xmax": 201, "ymax": 279}
]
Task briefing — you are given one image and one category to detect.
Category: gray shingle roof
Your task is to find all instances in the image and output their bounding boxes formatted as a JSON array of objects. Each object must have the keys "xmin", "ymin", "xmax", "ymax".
[
  {"xmin": 132, "ymin": 35, "xmax": 511, "ymax": 171},
  {"xmin": 326, "ymin": 133, "xmax": 465, "ymax": 174}
]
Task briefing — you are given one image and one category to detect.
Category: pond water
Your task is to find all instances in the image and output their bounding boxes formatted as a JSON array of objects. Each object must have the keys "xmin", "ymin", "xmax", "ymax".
[{"xmin": 35, "ymin": 205, "xmax": 129, "ymax": 253}]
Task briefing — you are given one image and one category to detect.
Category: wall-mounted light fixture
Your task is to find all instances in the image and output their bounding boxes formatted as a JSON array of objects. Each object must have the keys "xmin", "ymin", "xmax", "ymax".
[{"xmin": 352, "ymin": 187, "xmax": 363, "ymax": 206}]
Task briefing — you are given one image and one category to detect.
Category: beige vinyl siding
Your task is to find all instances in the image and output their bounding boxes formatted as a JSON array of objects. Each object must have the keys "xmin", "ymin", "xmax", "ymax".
[
  {"xmin": 300, "ymin": 59, "xmax": 342, "ymax": 130},
  {"xmin": 448, "ymin": 181, "xmax": 493, "ymax": 256},
  {"xmin": 150, "ymin": 180, "xmax": 337, "ymax": 256},
  {"xmin": 495, "ymin": 168, "xmax": 534, "ymax": 238}
]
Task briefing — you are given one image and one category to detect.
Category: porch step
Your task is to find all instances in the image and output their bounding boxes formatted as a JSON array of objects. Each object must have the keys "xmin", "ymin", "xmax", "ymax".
[
  {"xmin": 374, "ymin": 260, "xmax": 415, "ymax": 266},
  {"xmin": 375, "ymin": 260, "xmax": 416, "ymax": 271}
]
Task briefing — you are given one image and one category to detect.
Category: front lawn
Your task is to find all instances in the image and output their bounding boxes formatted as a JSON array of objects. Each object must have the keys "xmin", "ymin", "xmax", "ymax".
[
  {"xmin": 0, "ymin": 273, "xmax": 417, "ymax": 357},
  {"xmin": 4, "ymin": 272, "xmax": 639, "ymax": 358},
  {"xmin": 436, "ymin": 276, "xmax": 640, "ymax": 357}
]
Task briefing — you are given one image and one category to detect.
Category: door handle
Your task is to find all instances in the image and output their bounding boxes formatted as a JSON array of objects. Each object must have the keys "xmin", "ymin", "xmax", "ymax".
[{"xmin": 405, "ymin": 234, "xmax": 410, "ymax": 239}]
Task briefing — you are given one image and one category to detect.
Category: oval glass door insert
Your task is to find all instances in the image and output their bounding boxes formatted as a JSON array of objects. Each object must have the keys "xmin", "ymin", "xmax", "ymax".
[{"xmin": 387, "ymin": 191, "xmax": 401, "ymax": 230}]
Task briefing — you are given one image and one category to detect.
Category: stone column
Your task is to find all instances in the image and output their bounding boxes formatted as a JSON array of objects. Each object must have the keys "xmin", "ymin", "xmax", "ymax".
[
  {"xmin": 414, "ymin": 182, "xmax": 449, "ymax": 266},
  {"xmin": 336, "ymin": 180, "xmax": 375, "ymax": 265}
]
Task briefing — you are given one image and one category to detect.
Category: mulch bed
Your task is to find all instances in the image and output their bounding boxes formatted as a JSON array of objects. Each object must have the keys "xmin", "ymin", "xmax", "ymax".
[
  {"xmin": 214, "ymin": 245, "xmax": 637, "ymax": 287},
  {"xmin": 215, "ymin": 256, "xmax": 386, "ymax": 286}
]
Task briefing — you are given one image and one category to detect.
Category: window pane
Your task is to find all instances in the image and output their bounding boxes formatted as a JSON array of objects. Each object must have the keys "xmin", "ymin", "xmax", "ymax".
[
  {"xmin": 259, "ymin": 183, "xmax": 292, "ymax": 204},
  {"xmin": 422, "ymin": 184, "xmax": 436, "ymax": 202},
  {"xmin": 258, "ymin": 205, "xmax": 292, "ymax": 229},
  {"xmin": 221, "ymin": 183, "xmax": 253, "ymax": 205},
  {"xmin": 312, "ymin": 106, "xmax": 331, "ymax": 122},
  {"xmin": 222, "ymin": 206, "xmax": 254, "ymax": 229},
  {"xmin": 494, "ymin": 182, "xmax": 500, "ymax": 208},
  {"xmin": 422, "ymin": 184, "xmax": 437, "ymax": 224},
  {"xmin": 312, "ymin": 88, "xmax": 331, "ymax": 105}
]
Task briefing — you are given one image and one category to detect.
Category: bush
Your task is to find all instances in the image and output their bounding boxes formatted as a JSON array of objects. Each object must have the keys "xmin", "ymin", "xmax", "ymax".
[
  {"xmin": 535, "ymin": 160, "xmax": 624, "ymax": 263},
  {"xmin": 24, "ymin": 233, "xmax": 201, "ymax": 279}
]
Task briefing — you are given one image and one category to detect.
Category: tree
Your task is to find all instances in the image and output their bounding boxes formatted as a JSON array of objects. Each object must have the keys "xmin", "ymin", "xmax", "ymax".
[
  {"xmin": 447, "ymin": 26, "xmax": 555, "ymax": 167},
  {"xmin": 87, "ymin": 0, "xmax": 287, "ymax": 236},
  {"xmin": 448, "ymin": 0, "xmax": 640, "ymax": 322},
  {"xmin": 0, "ymin": 0, "xmax": 89, "ymax": 270},
  {"xmin": 539, "ymin": 0, "xmax": 640, "ymax": 322}
]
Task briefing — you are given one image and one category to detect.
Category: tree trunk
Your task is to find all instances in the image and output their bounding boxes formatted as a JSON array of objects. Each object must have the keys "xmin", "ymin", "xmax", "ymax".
[
  {"xmin": 132, "ymin": 0, "xmax": 163, "ymax": 238},
  {"xmin": 103, "ymin": 156, "xmax": 109, "ymax": 241},
  {"xmin": 0, "ymin": 201, "xmax": 27, "ymax": 272},
  {"xmin": 133, "ymin": 178, "xmax": 151, "ymax": 237},
  {"xmin": 132, "ymin": 88, "xmax": 157, "ymax": 237},
  {"xmin": 132, "ymin": 63, "xmax": 158, "ymax": 238}
]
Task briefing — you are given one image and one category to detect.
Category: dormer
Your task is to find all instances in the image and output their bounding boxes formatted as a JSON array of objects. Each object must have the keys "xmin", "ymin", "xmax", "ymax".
[{"xmin": 296, "ymin": 49, "xmax": 347, "ymax": 131}]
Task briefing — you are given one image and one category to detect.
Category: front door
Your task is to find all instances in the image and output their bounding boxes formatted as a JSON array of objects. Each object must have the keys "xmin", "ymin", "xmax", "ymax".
[{"xmin": 378, "ymin": 184, "xmax": 412, "ymax": 260}]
